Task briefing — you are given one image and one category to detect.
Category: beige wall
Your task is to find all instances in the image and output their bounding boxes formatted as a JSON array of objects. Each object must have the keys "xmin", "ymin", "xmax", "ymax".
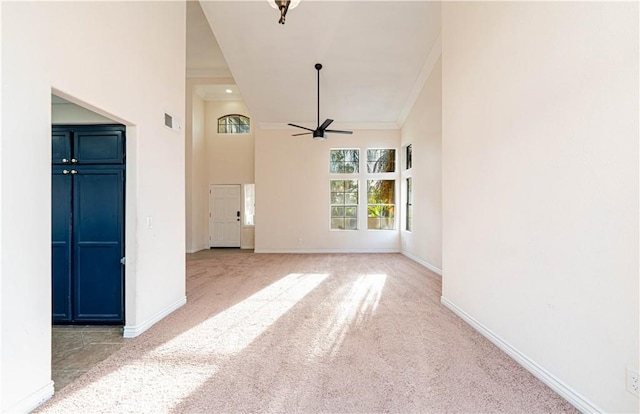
[
  {"xmin": 186, "ymin": 83, "xmax": 208, "ymax": 253},
  {"xmin": 441, "ymin": 2, "xmax": 638, "ymax": 412},
  {"xmin": 400, "ymin": 58, "xmax": 442, "ymax": 273},
  {"xmin": 205, "ymin": 101, "xmax": 255, "ymax": 185},
  {"xmin": 1, "ymin": 2, "xmax": 186, "ymax": 411},
  {"xmin": 205, "ymin": 100, "xmax": 255, "ymax": 249},
  {"xmin": 185, "ymin": 98, "xmax": 256, "ymax": 251},
  {"xmin": 255, "ymin": 129, "xmax": 401, "ymax": 252}
]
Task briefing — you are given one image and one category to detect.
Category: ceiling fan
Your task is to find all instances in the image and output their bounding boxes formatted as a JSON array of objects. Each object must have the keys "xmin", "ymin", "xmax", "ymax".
[{"xmin": 288, "ymin": 63, "xmax": 353, "ymax": 140}]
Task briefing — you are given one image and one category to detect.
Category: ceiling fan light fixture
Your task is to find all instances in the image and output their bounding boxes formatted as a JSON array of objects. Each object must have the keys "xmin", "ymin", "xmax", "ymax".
[{"xmin": 267, "ymin": 0, "xmax": 301, "ymax": 24}]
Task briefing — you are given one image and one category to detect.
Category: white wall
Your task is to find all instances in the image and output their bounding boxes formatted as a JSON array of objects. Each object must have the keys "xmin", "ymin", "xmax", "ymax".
[
  {"xmin": 186, "ymin": 81, "xmax": 208, "ymax": 253},
  {"xmin": 400, "ymin": 58, "xmax": 442, "ymax": 273},
  {"xmin": 1, "ymin": 2, "xmax": 186, "ymax": 411},
  {"xmin": 255, "ymin": 129, "xmax": 400, "ymax": 253},
  {"xmin": 441, "ymin": 2, "xmax": 638, "ymax": 412}
]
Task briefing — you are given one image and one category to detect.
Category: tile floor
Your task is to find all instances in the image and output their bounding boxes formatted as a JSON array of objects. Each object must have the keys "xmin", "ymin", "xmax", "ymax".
[{"xmin": 51, "ymin": 325, "xmax": 129, "ymax": 391}]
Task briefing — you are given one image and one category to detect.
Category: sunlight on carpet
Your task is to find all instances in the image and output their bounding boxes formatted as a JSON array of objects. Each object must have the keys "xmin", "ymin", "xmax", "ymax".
[
  {"xmin": 312, "ymin": 273, "xmax": 386, "ymax": 358},
  {"xmin": 41, "ymin": 273, "xmax": 328, "ymax": 413}
]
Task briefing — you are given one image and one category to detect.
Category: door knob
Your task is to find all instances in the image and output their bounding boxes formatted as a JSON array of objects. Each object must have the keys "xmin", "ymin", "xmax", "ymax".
[
  {"xmin": 62, "ymin": 169, "xmax": 70, "ymax": 175},
  {"xmin": 71, "ymin": 158, "xmax": 78, "ymax": 163},
  {"xmin": 70, "ymin": 170, "xmax": 78, "ymax": 175}
]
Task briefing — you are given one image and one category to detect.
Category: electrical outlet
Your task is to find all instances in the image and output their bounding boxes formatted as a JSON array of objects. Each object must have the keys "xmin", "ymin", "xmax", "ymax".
[{"xmin": 627, "ymin": 367, "xmax": 640, "ymax": 397}]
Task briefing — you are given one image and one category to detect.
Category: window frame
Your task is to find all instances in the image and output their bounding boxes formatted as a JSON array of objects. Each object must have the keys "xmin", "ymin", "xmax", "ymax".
[
  {"xmin": 405, "ymin": 177, "xmax": 412, "ymax": 232},
  {"xmin": 366, "ymin": 148, "xmax": 396, "ymax": 174},
  {"xmin": 243, "ymin": 184, "xmax": 255, "ymax": 227},
  {"xmin": 366, "ymin": 178, "xmax": 396, "ymax": 230},
  {"xmin": 329, "ymin": 148, "xmax": 360, "ymax": 174},
  {"xmin": 217, "ymin": 114, "xmax": 250, "ymax": 134},
  {"xmin": 329, "ymin": 179, "xmax": 359, "ymax": 231}
]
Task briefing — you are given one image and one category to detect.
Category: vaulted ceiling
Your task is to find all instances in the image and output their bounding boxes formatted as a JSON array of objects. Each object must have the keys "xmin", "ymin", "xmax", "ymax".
[{"xmin": 188, "ymin": 1, "xmax": 441, "ymax": 130}]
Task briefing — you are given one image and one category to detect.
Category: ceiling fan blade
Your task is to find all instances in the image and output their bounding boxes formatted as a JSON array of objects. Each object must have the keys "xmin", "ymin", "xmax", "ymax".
[
  {"xmin": 292, "ymin": 132, "xmax": 313, "ymax": 136},
  {"xmin": 288, "ymin": 123, "xmax": 315, "ymax": 132},
  {"xmin": 319, "ymin": 119, "xmax": 334, "ymax": 130},
  {"xmin": 325, "ymin": 129, "xmax": 353, "ymax": 135}
]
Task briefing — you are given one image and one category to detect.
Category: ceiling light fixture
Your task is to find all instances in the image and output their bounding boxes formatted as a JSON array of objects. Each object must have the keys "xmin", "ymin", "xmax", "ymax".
[{"xmin": 267, "ymin": 0, "xmax": 300, "ymax": 25}]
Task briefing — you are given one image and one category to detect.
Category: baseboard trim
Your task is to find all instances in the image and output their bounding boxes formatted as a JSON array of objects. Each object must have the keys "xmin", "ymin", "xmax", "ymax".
[
  {"xmin": 401, "ymin": 250, "xmax": 442, "ymax": 276},
  {"xmin": 440, "ymin": 296, "xmax": 602, "ymax": 413},
  {"xmin": 186, "ymin": 245, "xmax": 208, "ymax": 254},
  {"xmin": 5, "ymin": 380, "xmax": 54, "ymax": 413},
  {"xmin": 254, "ymin": 248, "xmax": 400, "ymax": 254},
  {"xmin": 123, "ymin": 296, "xmax": 186, "ymax": 338}
]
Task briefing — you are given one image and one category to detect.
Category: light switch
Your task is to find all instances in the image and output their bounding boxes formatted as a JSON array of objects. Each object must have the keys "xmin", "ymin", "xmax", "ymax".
[{"xmin": 146, "ymin": 216, "xmax": 153, "ymax": 229}]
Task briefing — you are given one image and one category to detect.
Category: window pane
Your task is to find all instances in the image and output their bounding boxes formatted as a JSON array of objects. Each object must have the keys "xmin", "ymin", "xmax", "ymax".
[
  {"xmin": 406, "ymin": 144, "xmax": 412, "ymax": 170},
  {"xmin": 344, "ymin": 180, "xmax": 358, "ymax": 192},
  {"xmin": 244, "ymin": 184, "xmax": 255, "ymax": 226},
  {"xmin": 406, "ymin": 178, "xmax": 412, "ymax": 231},
  {"xmin": 367, "ymin": 179, "xmax": 395, "ymax": 230},
  {"xmin": 330, "ymin": 179, "xmax": 358, "ymax": 230},
  {"xmin": 330, "ymin": 180, "xmax": 344, "ymax": 192},
  {"xmin": 331, "ymin": 218, "xmax": 346, "ymax": 230},
  {"xmin": 381, "ymin": 218, "xmax": 394, "ymax": 230},
  {"xmin": 330, "ymin": 149, "xmax": 359, "ymax": 174},
  {"xmin": 331, "ymin": 192, "xmax": 345, "ymax": 204},
  {"xmin": 218, "ymin": 114, "xmax": 250, "ymax": 134},
  {"xmin": 367, "ymin": 149, "xmax": 396, "ymax": 173}
]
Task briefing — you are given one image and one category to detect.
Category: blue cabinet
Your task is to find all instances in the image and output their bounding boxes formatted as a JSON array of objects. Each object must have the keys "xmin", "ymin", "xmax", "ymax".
[{"xmin": 52, "ymin": 126, "xmax": 125, "ymax": 324}]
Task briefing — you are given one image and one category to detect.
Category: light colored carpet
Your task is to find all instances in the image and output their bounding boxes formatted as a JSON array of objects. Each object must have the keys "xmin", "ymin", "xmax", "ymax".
[{"xmin": 37, "ymin": 251, "xmax": 577, "ymax": 413}]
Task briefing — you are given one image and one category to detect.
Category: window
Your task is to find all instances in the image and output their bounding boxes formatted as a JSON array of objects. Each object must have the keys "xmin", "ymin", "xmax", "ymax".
[
  {"xmin": 405, "ymin": 144, "xmax": 412, "ymax": 170},
  {"xmin": 367, "ymin": 149, "xmax": 396, "ymax": 173},
  {"xmin": 244, "ymin": 184, "xmax": 255, "ymax": 226},
  {"xmin": 218, "ymin": 114, "xmax": 250, "ymax": 134},
  {"xmin": 367, "ymin": 179, "xmax": 395, "ymax": 230},
  {"xmin": 330, "ymin": 149, "xmax": 359, "ymax": 173},
  {"xmin": 406, "ymin": 178, "xmax": 412, "ymax": 231},
  {"xmin": 330, "ymin": 180, "xmax": 358, "ymax": 230}
]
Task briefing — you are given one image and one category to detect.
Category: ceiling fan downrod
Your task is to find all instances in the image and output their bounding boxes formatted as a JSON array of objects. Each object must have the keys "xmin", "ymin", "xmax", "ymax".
[
  {"xmin": 315, "ymin": 63, "xmax": 322, "ymax": 129},
  {"xmin": 287, "ymin": 63, "xmax": 353, "ymax": 140}
]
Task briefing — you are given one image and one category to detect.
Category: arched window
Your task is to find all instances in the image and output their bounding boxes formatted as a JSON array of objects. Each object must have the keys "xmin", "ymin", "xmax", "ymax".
[{"xmin": 218, "ymin": 114, "xmax": 250, "ymax": 134}]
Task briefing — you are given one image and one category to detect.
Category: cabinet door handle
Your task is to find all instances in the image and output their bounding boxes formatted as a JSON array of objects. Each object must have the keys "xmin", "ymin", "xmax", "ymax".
[
  {"xmin": 71, "ymin": 158, "xmax": 78, "ymax": 164},
  {"xmin": 70, "ymin": 170, "xmax": 78, "ymax": 175},
  {"xmin": 62, "ymin": 169, "xmax": 70, "ymax": 175},
  {"xmin": 62, "ymin": 158, "xmax": 69, "ymax": 164}
]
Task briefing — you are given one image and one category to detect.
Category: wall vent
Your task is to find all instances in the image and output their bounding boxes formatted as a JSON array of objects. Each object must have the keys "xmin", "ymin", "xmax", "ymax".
[{"xmin": 164, "ymin": 112, "xmax": 181, "ymax": 132}]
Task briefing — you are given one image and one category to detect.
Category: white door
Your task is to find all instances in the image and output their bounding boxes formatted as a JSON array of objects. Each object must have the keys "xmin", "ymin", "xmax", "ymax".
[{"xmin": 209, "ymin": 184, "xmax": 241, "ymax": 247}]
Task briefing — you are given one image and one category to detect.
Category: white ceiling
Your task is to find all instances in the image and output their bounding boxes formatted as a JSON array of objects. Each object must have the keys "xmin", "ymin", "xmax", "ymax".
[{"xmin": 191, "ymin": 1, "xmax": 441, "ymax": 130}]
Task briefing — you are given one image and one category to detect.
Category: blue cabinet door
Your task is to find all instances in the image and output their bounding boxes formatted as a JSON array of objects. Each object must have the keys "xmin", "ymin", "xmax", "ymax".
[
  {"xmin": 51, "ymin": 125, "xmax": 125, "ymax": 324},
  {"xmin": 52, "ymin": 168, "xmax": 72, "ymax": 322},
  {"xmin": 52, "ymin": 130, "xmax": 71, "ymax": 164},
  {"xmin": 72, "ymin": 166, "xmax": 124, "ymax": 322},
  {"xmin": 73, "ymin": 126, "xmax": 124, "ymax": 164}
]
